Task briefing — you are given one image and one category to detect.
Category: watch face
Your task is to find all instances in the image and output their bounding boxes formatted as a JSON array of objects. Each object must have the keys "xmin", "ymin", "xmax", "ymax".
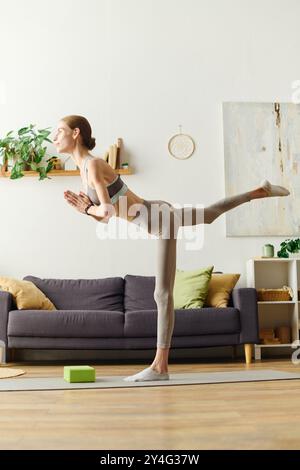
[{"xmin": 168, "ymin": 134, "xmax": 195, "ymax": 159}]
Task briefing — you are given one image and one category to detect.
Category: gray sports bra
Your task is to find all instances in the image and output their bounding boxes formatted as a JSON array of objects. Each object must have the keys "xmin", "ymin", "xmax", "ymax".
[{"xmin": 83, "ymin": 156, "xmax": 128, "ymax": 205}]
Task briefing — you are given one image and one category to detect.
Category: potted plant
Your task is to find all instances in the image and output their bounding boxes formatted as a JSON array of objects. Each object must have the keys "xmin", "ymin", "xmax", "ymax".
[
  {"xmin": 277, "ymin": 238, "xmax": 300, "ymax": 258},
  {"xmin": 0, "ymin": 124, "xmax": 58, "ymax": 180}
]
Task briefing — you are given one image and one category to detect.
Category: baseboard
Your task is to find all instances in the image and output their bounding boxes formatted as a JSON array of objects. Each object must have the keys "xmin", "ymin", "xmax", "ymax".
[
  {"xmin": 8, "ymin": 344, "xmax": 292, "ymax": 364},
  {"xmin": 12, "ymin": 346, "xmax": 237, "ymax": 363}
]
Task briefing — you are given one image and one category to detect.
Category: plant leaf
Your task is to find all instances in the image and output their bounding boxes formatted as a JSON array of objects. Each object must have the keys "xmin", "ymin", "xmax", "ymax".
[{"xmin": 18, "ymin": 127, "xmax": 30, "ymax": 136}]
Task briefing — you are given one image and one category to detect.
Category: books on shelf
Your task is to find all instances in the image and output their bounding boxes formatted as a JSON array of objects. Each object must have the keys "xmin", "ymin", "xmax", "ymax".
[
  {"xmin": 108, "ymin": 145, "xmax": 117, "ymax": 169},
  {"xmin": 102, "ymin": 140, "xmax": 122, "ymax": 169}
]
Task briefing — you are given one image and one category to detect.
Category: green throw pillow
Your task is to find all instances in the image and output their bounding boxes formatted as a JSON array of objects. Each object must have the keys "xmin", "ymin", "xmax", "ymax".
[{"xmin": 173, "ymin": 266, "xmax": 214, "ymax": 309}]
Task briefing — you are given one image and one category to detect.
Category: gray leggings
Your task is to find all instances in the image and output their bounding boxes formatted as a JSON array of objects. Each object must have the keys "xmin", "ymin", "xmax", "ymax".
[{"xmin": 130, "ymin": 190, "xmax": 252, "ymax": 348}]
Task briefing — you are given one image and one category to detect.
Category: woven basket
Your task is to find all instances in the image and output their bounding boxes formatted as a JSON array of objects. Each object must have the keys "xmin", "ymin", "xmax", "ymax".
[{"xmin": 257, "ymin": 287, "xmax": 292, "ymax": 301}]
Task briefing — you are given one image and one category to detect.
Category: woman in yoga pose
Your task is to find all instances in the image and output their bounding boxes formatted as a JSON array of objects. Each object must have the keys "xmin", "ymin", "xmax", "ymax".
[{"xmin": 53, "ymin": 115, "xmax": 290, "ymax": 382}]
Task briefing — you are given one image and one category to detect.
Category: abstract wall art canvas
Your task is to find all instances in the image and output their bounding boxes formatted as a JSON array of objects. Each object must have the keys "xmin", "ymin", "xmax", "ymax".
[{"xmin": 223, "ymin": 102, "xmax": 300, "ymax": 236}]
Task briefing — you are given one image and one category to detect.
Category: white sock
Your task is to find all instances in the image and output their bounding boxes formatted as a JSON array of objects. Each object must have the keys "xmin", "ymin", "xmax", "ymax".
[
  {"xmin": 123, "ymin": 366, "xmax": 170, "ymax": 382},
  {"xmin": 260, "ymin": 179, "xmax": 290, "ymax": 197}
]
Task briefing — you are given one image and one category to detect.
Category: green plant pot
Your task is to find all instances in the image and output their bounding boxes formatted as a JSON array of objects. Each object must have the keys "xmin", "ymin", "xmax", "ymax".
[{"xmin": 262, "ymin": 244, "xmax": 274, "ymax": 257}]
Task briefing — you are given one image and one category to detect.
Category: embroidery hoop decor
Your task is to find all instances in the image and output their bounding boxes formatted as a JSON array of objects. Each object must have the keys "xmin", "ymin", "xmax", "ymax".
[{"xmin": 168, "ymin": 125, "xmax": 195, "ymax": 160}]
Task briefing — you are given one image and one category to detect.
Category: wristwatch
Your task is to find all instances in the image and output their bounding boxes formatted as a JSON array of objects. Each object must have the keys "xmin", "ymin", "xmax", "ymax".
[{"xmin": 85, "ymin": 203, "xmax": 94, "ymax": 215}]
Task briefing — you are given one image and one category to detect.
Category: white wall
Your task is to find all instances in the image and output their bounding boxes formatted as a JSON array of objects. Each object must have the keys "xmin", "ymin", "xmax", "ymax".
[{"xmin": 0, "ymin": 0, "xmax": 299, "ymax": 285}]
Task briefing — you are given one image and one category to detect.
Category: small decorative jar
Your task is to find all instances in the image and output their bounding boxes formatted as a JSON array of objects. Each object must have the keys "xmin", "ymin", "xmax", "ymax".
[{"xmin": 262, "ymin": 244, "xmax": 275, "ymax": 257}]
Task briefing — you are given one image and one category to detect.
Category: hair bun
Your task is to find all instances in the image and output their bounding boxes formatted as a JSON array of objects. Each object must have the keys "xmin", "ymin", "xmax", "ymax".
[{"xmin": 88, "ymin": 137, "xmax": 96, "ymax": 150}]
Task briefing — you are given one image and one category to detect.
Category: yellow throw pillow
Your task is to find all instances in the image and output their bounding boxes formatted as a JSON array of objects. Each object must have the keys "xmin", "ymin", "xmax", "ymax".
[
  {"xmin": 204, "ymin": 273, "xmax": 240, "ymax": 308},
  {"xmin": 0, "ymin": 276, "xmax": 56, "ymax": 310}
]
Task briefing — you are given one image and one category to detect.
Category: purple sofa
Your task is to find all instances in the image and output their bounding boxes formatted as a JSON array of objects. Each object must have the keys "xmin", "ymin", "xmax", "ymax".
[{"xmin": 0, "ymin": 274, "xmax": 259, "ymax": 364}]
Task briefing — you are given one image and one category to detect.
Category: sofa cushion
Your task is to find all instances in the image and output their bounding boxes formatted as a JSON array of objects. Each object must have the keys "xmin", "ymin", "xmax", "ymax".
[
  {"xmin": 0, "ymin": 276, "xmax": 56, "ymax": 310},
  {"xmin": 173, "ymin": 265, "xmax": 214, "ymax": 309},
  {"xmin": 23, "ymin": 276, "xmax": 124, "ymax": 311},
  {"xmin": 124, "ymin": 275, "xmax": 156, "ymax": 311},
  {"xmin": 124, "ymin": 307, "xmax": 241, "ymax": 337},
  {"xmin": 8, "ymin": 310, "xmax": 124, "ymax": 338},
  {"xmin": 204, "ymin": 273, "xmax": 241, "ymax": 308}
]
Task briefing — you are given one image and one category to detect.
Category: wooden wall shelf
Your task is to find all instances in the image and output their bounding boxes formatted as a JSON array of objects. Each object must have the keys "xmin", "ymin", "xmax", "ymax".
[
  {"xmin": 0, "ymin": 167, "xmax": 133, "ymax": 178},
  {"xmin": 0, "ymin": 137, "xmax": 133, "ymax": 178}
]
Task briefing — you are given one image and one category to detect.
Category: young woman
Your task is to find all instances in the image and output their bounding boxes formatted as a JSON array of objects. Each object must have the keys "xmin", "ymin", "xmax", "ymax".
[{"xmin": 53, "ymin": 115, "xmax": 290, "ymax": 382}]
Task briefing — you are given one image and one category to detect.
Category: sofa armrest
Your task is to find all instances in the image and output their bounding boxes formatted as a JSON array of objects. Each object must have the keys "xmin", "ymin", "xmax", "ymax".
[
  {"xmin": 232, "ymin": 288, "xmax": 259, "ymax": 344},
  {"xmin": 0, "ymin": 291, "xmax": 13, "ymax": 348}
]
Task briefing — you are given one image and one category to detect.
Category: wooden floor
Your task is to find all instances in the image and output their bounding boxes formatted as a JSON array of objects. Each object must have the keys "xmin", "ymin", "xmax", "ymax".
[{"xmin": 1, "ymin": 358, "xmax": 300, "ymax": 450}]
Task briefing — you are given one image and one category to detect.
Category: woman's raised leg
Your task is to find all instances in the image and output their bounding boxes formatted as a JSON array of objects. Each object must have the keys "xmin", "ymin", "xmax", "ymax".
[{"xmin": 175, "ymin": 179, "xmax": 290, "ymax": 226}]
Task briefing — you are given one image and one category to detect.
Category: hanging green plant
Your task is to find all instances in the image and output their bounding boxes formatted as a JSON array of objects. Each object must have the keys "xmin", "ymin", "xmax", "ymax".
[
  {"xmin": 0, "ymin": 124, "xmax": 57, "ymax": 180},
  {"xmin": 277, "ymin": 238, "xmax": 300, "ymax": 258}
]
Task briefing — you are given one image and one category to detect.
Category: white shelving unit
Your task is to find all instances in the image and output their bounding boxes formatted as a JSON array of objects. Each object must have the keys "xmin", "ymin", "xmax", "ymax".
[{"xmin": 247, "ymin": 257, "xmax": 300, "ymax": 360}]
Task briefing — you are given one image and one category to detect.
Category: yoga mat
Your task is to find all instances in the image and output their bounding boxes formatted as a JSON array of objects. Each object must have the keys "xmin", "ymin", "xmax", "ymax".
[{"xmin": 0, "ymin": 369, "xmax": 299, "ymax": 391}]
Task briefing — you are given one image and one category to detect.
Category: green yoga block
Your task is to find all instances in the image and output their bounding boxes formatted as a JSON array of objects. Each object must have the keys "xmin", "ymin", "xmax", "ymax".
[{"xmin": 64, "ymin": 365, "xmax": 96, "ymax": 383}]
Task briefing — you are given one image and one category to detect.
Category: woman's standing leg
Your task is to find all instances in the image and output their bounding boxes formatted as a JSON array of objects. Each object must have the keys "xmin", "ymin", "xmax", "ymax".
[
  {"xmin": 124, "ymin": 204, "xmax": 179, "ymax": 382},
  {"xmin": 150, "ymin": 235, "xmax": 177, "ymax": 371}
]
